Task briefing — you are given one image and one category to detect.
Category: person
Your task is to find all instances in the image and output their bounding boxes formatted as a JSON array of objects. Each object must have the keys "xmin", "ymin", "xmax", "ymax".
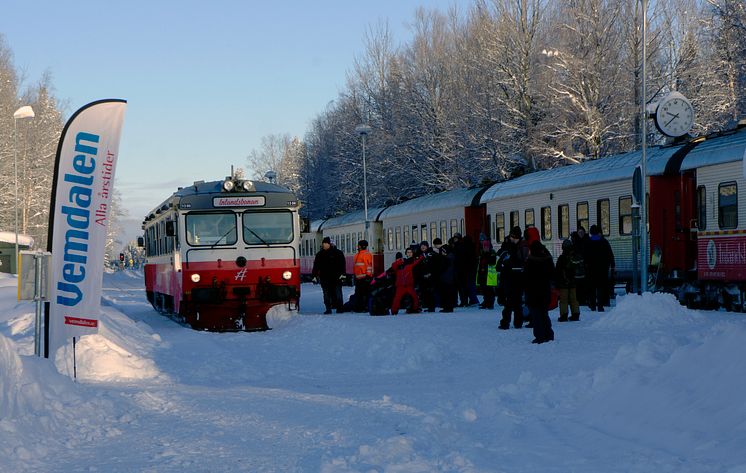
[
  {"xmin": 524, "ymin": 240, "xmax": 555, "ymax": 344},
  {"xmin": 586, "ymin": 224, "xmax": 615, "ymax": 311},
  {"xmin": 571, "ymin": 227, "xmax": 590, "ymax": 305},
  {"xmin": 498, "ymin": 226, "xmax": 527, "ymax": 329},
  {"xmin": 452, "ymin": 233, "xmax": 480, "ymax": 307},
  {"xmin": 312, "ymin": 236, "xmax": 346, "ymax": 314},
  {"xmin": 477, "ymin": 239, "xmax": 498, "ymax": 309},
  {"xmin": 390, "ymin": 248, "xmax": 424, "ymax": 315},
  {"xmin": 522, "ymin": 227, "xmax": 539, "ymax": 327},
  {"xmin": 352, "ymin": 239, "xmax": 374, "ymax": 312},
  {"xmin": 432, "ymin": 238, "xmax": 456, "ymax": 312},
  {"xmin": 416, "ymin": 241, "xmax": 436, "ymax": 312},
  {"xmin": 555, "ymin": 239, "xmax": 581, "ymax": 322}
]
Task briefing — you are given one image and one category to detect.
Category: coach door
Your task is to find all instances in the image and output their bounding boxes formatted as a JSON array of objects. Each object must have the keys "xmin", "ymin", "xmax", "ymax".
[{"xmin": 649, "ymin": 170, "xmax": 697, "ymax": 276}]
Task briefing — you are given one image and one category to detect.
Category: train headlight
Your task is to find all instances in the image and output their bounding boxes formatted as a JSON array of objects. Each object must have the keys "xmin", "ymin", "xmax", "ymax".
[
  {"xmin": 282, "ymin": 271, "xmax": 292, "ymax": 281},
  {"xmin": 222, "ymin": 179, "xmax": 235, "ymax": 192},
  {"xmin": 191, "ymin": 273, "xmax": 201, "ymax": 283}
]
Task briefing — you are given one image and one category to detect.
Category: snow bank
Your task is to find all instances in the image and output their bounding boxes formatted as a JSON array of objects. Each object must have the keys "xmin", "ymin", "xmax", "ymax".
[{"xmin": 591, "ymin": 291, "xmax": 702, "ymax": 330}]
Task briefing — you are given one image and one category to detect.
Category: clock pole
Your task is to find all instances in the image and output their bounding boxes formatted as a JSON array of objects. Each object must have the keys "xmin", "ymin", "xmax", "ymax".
[{"xmin": 640, "ymin": 0, "xmax": 649, "ymax": 293}]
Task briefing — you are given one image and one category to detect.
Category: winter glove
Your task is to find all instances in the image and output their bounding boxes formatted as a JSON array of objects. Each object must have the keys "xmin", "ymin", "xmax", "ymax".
[
  {"xmin": 339, "ymin": 274, "xmax": 347, "ymax": 282},
  {"xmin": 312, "ymin": 277, "xmax": 319, "ymax": 285}
]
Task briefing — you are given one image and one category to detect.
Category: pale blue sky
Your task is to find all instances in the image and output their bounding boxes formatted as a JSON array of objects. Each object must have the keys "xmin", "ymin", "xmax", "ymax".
[{"xmin": 2, "ymin": 0, "xmax": 468, "ymax": 219}]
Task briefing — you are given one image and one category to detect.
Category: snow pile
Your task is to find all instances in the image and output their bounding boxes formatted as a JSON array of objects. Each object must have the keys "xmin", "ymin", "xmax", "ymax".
[{"xmin": 592, "ymin": 291, "xmax": 702, "ymax": 330}]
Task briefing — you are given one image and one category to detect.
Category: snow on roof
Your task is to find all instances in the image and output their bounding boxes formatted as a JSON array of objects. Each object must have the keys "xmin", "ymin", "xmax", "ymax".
[
  {"xmin": 320, "ymin": 207, "xmax": 387, "ymax": 230},
  {"xmin": 380, "ymin": 187, "xmax": 486, "ymax": 219},
  {"xmin": 0, "ymin": 231, "xmax": 33, "ymax": 247},
  {"xmin": 482, "ymin": 127, "xmax": 746, "ymax": 203}
]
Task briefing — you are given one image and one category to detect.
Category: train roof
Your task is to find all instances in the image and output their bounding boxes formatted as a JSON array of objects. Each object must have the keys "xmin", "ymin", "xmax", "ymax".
[
  {"xmin": 319, "ymin": 207, "xmax": 387, "ymax": 230},
  {"xmin": 144, "ymin": 179, "xmax": 296, "ymax": 220},
  {"xmin": 380, "ymin": 186, "xmax": 488, "ymax": 219},
  {"xmin": 481, "ymin": 126, "xmax": 746, "ymax": 203}
]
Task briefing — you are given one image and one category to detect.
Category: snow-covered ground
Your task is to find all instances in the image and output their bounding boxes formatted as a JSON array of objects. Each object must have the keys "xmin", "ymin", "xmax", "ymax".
[{"xmin": 1, "ymin": 271, "xmax": 745, "ymax": 472}]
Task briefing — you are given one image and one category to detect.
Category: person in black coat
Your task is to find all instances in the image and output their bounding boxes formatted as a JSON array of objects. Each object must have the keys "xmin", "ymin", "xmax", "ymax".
[
  {"xmin": 585, "ymin": 224, "xmax": 615, "ymax": 312},
  {"xmin": 432, "ymin": 238, "xmax": 457, "ymax": 312},
  {"xmin": 312, "ymin": 237, "xmax": 346, "ymax": 314},
  {"xmin": 524, "ymin": 240, "xmax": 555, "ymax": 344},
  {"xmin": 498, "ymin": 226, "xmax": 527, "ymax": 329}
]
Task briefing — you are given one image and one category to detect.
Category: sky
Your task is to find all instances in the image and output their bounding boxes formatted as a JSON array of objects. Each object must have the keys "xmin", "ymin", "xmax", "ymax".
[{"xmin": 2, "ymin": 0, "xmax": 468, "ymax": 220}]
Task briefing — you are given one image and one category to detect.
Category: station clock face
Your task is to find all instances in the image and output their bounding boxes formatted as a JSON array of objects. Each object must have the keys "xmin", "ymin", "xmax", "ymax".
[{"xmin": 654, "ymin": 92, "xmax": 694, "ymax": 138}]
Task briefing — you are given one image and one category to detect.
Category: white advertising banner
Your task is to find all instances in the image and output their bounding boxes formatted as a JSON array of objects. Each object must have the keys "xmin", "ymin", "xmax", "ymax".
[{"xmin": 47, "ymin": 99, "xmax": 127, "ymax": 357}]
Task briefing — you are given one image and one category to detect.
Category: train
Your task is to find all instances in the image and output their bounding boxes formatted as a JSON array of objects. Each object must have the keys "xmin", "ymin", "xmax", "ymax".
[
  {"xmin": 301, "ymin": 122, "xmax": 746, "ymax": 311},
  {"xmin": 141, "ymin": 171, "xmax": 302, "ymax": 330}
]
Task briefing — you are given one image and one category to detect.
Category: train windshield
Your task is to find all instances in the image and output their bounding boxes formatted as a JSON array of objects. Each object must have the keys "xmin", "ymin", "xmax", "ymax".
[
  {"xmin": 185, "ymin": 212, "xmax": 237, "ymax": 246},
  {"xmin": 242, "ymin": 211, "xmax": 294, "ymax": 245}
]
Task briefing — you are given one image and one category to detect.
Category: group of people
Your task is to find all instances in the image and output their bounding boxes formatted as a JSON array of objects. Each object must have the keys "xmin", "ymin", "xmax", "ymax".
[{"xmin": 311, "ymin": 224, "xmax": 615, "ymax": 345}]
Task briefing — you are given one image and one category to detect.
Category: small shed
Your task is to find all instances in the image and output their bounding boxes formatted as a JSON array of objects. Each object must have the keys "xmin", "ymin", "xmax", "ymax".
[{"xmin": 0, "ymin": 231, "xmax": 34, "ymax": 274}]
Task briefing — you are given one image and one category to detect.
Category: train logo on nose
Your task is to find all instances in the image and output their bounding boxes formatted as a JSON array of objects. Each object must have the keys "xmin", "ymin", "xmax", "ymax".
[{"xmin": 235, "ymin": 268, "xmax": 249, "ymax": 281}]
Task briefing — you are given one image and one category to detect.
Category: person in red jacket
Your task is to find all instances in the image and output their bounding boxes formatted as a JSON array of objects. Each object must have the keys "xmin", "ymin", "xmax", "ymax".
[
  {"xmin": 353, "ymin": 239, "xmax": 374, "ymax": 312},
  {"xmin": 390, "ymin": 248, "xmax": 424, "ymax": 315}
]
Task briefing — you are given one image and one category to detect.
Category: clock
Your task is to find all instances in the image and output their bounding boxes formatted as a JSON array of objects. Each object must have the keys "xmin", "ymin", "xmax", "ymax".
[{"xmin": 654, "ymin": 91, "xmax": 694, "ymax": 137}]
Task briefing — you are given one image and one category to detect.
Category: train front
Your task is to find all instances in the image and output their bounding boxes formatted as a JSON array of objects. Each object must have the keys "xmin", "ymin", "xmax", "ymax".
[{"xmin": 177, "ymin": 176, "xmax": 301, "ymax": 331}]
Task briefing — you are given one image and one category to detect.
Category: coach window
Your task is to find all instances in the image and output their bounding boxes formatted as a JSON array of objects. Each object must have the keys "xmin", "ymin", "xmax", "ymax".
[
  {"xmin": 420, "ymin": 224, "xmax": 427, "ymax": 243},
  {"xmin": 597, "ymin": 199, "xmax": 610, "ymax": 236},
  {"xmin": 387, "ymin": 228, "xmax": 394, "ymax": 250},
  {"xmin": 495, "ymin": 213, "xmax": 505, "ymax": 242},
  {"xmin": 395, "ymin": 226, "xmax": 401, "ymax": 250},
  {"xmin": 525, "ymin": 209, "xmax": 535, "ymax": 228},
  {"xmin": 411, "ymin": 225, "xmax": 418, "ymax": 245},
  {"xmin": 430, "ymin": 222, "xmax": 437, "ymax": 242},
  {"xmin": 558, "ymin": 204, "xmax": 570, "ymax": 239},
  {"xmin": 719, "ymin": 182, "xmax": 738, "ymax": 229},
  {"xmin": 450, "ymin": 219, "xmax": 458, "ymax": 238},
  {"xmin": 510, "ymin": 210, "xmax": 519, "ymax": 230},
  {"xmin": 577, "ymin": 202, "xmax": 589, "ymax": 232},
  {"xmin": 696, "ymin": 186, "xmax": 706, "ymax": 230},
  {"xmin": 242, "ymin": 211, "xmax": 292, "ymax": 245},
  {"xmin": 187, "ymin": 212, "xmax": 237, "ymax": 246},
  {"xmin": 619, "ymin": 196, "xmax": 633, "ymax": 235},
  {"xmin": 541, "ymin": 206, "xmax": 552, "ymax": 240},
  {"xmin": 403, "ymin": 227, "xmax": 410, "ymax": 248},
  {"xmin": 440, "ymin": 220, "xmax": 447, "ymax": 240}
]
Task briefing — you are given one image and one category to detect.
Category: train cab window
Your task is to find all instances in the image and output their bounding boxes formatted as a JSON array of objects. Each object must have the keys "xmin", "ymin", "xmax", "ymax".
[
  {"xmin": 696, "ymin": 186, "xmax": 706, "ymax": 230},
  {"xmin": 450, "ymin": 219, "xmax": 458, "ymax": 238},
  {"xmin": 510, "ymin": 211, "xmax": 519, "ymax": 230},
  {"xmin": 541, "ymin": 206, "xmax": 552, "ymax": 240},
  {"xmin": 577, "ymin": 201, "xmax": 589, "ymax": 232},
  {"xmin": 242, "ymin": 211, "xmax": 293, "ymax": 245},
  {"xmin": 387, "ymin": 228, "xmax": 394, "ymax": 250},
  {"xmin": 395, "ymin": 226, "xmax": 402, "ymax": 250},
  {"xmin": 186, "ymin": 212, "xmax": 237, "ymax": 246},
  {"xmin": 597, "ymin": 199, "xmax": 611, "ymax": 236},
  {"xmin": 619, "ymin": 196, "xmax": 633, "ymax": 235},
  {"xmin": 525, "ymin": 209, "xmax": 535, "ymax": 228},
  {"xmin": 440, "ymin": 220, "xmax": 447, "ymax": 240},
  {"xmin": 558, "ymin": 204, "xmax": 570, "ymax": 239},
  {"xmin": 719, "ymin": 182, "xmax": 738, "ymax": 229},
  {"xmin": 430, "ymin": 222, "xmax": 437, "ymax": 243},
  {"xmin": 495, "ymin": 213, "xmax": 505, "ymax": 242}
]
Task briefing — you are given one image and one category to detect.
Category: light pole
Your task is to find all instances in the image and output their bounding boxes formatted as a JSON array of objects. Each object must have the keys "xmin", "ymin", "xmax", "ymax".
[
  {"xmin": 355, "ymin": 123, "xmax": 372, "ymax": 240},
  {"xmin": 640, "ymin": 0, "xmax": 649, "ymax": 292},
  {"xmin": 13, "ymin": 106, "xmax": 35, "ymax": 274}
]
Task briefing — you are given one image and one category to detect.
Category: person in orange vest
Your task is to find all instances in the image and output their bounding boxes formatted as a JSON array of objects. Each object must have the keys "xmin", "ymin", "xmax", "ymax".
[
  {"xmin": 390, "ymin": 248, "xmax": 424, "ymax": 315},
  {"xmin": 353, "ymin": 239, "xmax": 374, "ymax": 312}
]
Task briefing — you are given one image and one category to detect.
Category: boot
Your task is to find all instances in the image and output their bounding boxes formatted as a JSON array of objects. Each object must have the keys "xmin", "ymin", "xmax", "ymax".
[
  {"xmin": 569, "ymin": 314, "xmax": 580, "ymax": 321},
  {"xmin": 558, "ymin": 315, "xmax": 569, "ymax": 322}
]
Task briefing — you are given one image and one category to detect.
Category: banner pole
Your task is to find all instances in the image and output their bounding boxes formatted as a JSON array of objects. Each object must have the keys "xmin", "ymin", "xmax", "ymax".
[{"xmin": 72, "ymin": 337, "xmax": 77, "ymax": 381}]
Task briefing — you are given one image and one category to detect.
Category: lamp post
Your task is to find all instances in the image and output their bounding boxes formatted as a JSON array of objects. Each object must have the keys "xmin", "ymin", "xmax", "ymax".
[
  {"xmin": 640, "ymin": 0, "xmax": 649, "ymax": 292},
  {"xmin": 13, "ymin": 106, "xmax": 35, "ymax": 274},
  {"xmin": 355, "ymin": 124, "xmax": 372, "ymax": 240}
]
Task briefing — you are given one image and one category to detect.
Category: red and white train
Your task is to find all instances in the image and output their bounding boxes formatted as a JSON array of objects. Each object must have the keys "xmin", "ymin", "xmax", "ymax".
[
  {"xmin": 301, "ymin": 123, "xmax": 746, "ymax": 311},
  {"xmin": 142, "ymin": 172, "xmax": 301, "ymax": 330}
]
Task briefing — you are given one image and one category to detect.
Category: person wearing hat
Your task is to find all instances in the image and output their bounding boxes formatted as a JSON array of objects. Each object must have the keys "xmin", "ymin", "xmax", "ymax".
[
  {"xmin": 586, "ymin": 224, "xmax": 615, "ymax": 311},
  {"xmin": 498, "ymin": 226, "xmax": 528, "ymax": 329},
  {"xmin": 312, "ymin": 236, "xmax": 347, "ymax": 314},
  {"xmin": 352, "ymin": 239, "xmax": 374, "ymax": 312},
  {"xmin": 477, "ymin": 238, "xmax": 498, "ymax": 309},
  {"xmin": 555, "ymin": 238, "xmax": 581, "ymax": 322}
]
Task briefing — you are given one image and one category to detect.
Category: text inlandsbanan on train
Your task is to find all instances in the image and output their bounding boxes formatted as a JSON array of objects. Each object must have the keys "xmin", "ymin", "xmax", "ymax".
[
  {"xmin": 140, "ymin": 170, "xmax": 301, "ymax": 331},
  {"xmin": 301, "ymin": 121, "xmax": 746, "ymax": 313}
]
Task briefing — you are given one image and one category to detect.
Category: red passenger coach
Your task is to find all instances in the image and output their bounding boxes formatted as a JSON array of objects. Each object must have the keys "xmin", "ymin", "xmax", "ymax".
[{"xmin": 142, "ymin": 173, "xmax": 301, "ymax": 331}]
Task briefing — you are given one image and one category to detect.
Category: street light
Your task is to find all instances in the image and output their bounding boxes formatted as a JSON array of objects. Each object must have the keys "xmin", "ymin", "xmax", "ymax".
[
  {"xmin": 13, "ymin": 106, "xmax": 35, "ymax": 274},
  {"xmin": 355, "ymin": 123, "xmax": 372, "ymax": 240}
]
